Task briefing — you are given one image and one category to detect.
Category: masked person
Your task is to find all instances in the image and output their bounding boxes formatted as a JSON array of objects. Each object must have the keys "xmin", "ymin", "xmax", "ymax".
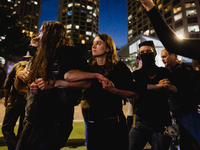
[
  {"xmin": 129, "ymin": 41, "xmax": 177, "ymax": 150},
  {"xmin": 1, "ymin": 36, "xmax": 39, "ymax": 150}
]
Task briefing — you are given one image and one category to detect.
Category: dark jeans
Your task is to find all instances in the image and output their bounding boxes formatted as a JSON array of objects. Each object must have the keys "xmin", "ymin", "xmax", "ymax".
[
  {"xmin": 179, "ymin": 110, "xmax": 200, "ymax": 150},
  {"xmin": 87, "ymin": 115, "xmax": 129, "ymax": 150},
  {"xmin": 129, "ymin": 117, "xmax": 171, "ymax": 150},
  {"xmin": 2, "ymin": 102, "xmax": 25, "ymax": 150}
]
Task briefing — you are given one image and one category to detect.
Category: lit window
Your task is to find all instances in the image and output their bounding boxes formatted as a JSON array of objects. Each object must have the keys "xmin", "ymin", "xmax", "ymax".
[
  {"xmin": 75, "ymin": 25, "xmax": 79, "ymax": 29},
  {"xmin": 128, "ymin": 29, "xmax": 132, "ymax": 35},
  {"xmin": 30, "ymin": 32, "xmax": 33, "ymax": 35},
  {"xmin": 81, "ymin": 40, "xmax": 85, "ymax": 44},
  {"xmin": 188, "ymin": 25, "xmax": 199, "ymax": 32},
  {"xmin": 93, "ymin": 33, "xmax": 96, "ymax": 37},
  {"xmin": 128, "ymin": 15, "xmax": 132, "ymax": 20},
  {"xmin": 173, "ymin": 6, "xmax": 181, "ymax": 14},
  {"xmin": 7, "ymin": 0, "xmax": 11, "ymax": 2},
  {"xmin": 93, "ymin": 12, "xmax": 96, "ymax": 17},
  {"xmin": 67, "ymin": 24, "xmax": 72, "ymax": 29},
  {"xmin": 81, "ymin": 10, "xmax": 86, "ymax": 13},
  {"xmin": 175, "ymin": 28, "xmax": 184, "ymax": 39},
  {"xmin": 34, "ymin": 1, "xmax": 38, "ymax": 5},
  {"xmin": 86, "ymin": 31, "xmax": 92, "ymax": 36},
  {"xmin": 87, "ymin": 19, "xmax": 92, "ymax": 22},
  {"xmin": 34, "ymin": 25, "xmax": 37, "ymax": 29},
  {"xmin": 18, "ymin": 1, "xmax": 20, "ymax": 3},
  {"xmin": 185, "ymin": 2, "xmax": 196, "ymax": 8},
  {"xmin": 87, "ymin": 15, "xmax": 92, "ymax": 18},
  {"xmin": 186, "ymin": 9, "xmax": 197, "ymax": 16},
  {"xmin": 174, "ymin": 13, "xmax": 182, "ymax": 21},
  {"xmin": 82, "ymin": 5, "xmax": 85, "ymax": 8},
  {"xmin": 86, "ymin": 37, "xmax": 89, "ymax": 40},
  {"xmin": 164, "ymin": 5, "xmax": 171, "ymax": 12},
  {"xmin": 75, "ymin": 3, "xmax": 80, "ymax": 6},
  {"xmin": 67, "ymin": 11, "xmax": 72, "ymax": 15},
  {"xmin": 68, "ymin": 3, "xmax": 73, "ymax": 7},
  {"xmin": 13, "ymin": 11, "xmax": 16, "ymax": 14},
  {"xmin": 14, "ymin": 4, "xmax": 17, "ymax": 7},
  {"xmin": 87, "ymin": 6, "xmax": 93, "ymax": 10},
  {"xmin": 67, "ymin": 30, "xmax": 71, "ymax": 33},
  {"xmin": 158, "ymin": 4, "xmax": 162, "ymax": 9}
]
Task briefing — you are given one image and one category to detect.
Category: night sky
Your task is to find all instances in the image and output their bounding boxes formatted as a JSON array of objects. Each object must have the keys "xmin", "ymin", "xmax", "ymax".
[{"xmin": 39, "ymin": 0, "xmax": 128, "ymax": 48}]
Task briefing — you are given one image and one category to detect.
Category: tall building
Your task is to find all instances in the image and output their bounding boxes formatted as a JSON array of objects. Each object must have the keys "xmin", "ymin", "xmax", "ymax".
[
  {"xmin": 0, "ymin": 0, "xmax": 42, "ymax": 37},
  {"xmin": 57, "ymin": 0, "xmax": 99, "ymax": 44},
  {"xmin": 127, "ymin": 0, "xmax": 200, "ymax": 42}
]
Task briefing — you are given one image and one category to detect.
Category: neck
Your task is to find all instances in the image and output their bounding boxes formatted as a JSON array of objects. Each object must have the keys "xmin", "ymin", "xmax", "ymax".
[{"xmin": 96, "ymin": 56, "xmax": 106, "ymax": 66}]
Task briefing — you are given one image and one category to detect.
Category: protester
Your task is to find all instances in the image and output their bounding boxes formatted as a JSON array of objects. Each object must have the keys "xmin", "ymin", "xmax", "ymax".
[
  {"xmin": 0, "ymin": 56, "xmax": 6, "ymax": 98},
  {"xmin": 139, "ymin": 0, "xmax": 200, "ymax": 60},
  {"xmin": 129, "ymin": 41, "xmax": 177, "ymax": 150},
  {"xmin": 64, "ymin": 33, "xmax": 143, "ymax": 150},
  {"xmin": 16, "ymin": 21, "xmax": 90, "ymax": 150},
  {"xmin": 161, "ymin": 48, "xmax": 200, "ymax": 150},
  {"xmin": 2, "ymin": 60, "xmax": 28, "ymax": 150}
]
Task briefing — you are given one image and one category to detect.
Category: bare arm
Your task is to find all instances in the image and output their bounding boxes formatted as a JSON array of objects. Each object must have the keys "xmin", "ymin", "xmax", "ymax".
[
  {"xmin": 64, "ymin": 70, "xmax": 107, "ymax": 83},
  {"xmin": 102, "ymin": 80, "xmax": 139, "ymax": 99}
]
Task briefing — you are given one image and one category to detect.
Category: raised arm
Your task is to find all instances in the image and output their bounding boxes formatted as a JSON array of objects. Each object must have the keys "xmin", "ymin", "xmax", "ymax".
[{"xmin": 140, "ymin": 0, "xmax": 200, "ymax": 60}]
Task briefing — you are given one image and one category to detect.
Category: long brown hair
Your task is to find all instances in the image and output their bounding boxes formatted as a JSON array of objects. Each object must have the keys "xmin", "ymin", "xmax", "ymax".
[
  {"xmin": 27, "ymin": 21, "xmax": 73, "ymax": 83},
  {"xmin": 92, "ymin": 33, "xmax": 118, "ymax": 76}
]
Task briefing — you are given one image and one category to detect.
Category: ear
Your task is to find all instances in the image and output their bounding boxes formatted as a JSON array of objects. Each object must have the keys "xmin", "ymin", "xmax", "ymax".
[{"xmin": 106, "ymin": 48, "xmax": 110, "ymax": 52}]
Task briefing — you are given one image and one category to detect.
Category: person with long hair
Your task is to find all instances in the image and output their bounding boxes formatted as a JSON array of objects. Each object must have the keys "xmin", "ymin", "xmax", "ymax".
[
  {"xmin": 16, "ymin": 21, "xmax": 91, "ymax": 150},
  {"xmin": 64, "ymin": 33, "xmax": 148, "ymax": 150}
]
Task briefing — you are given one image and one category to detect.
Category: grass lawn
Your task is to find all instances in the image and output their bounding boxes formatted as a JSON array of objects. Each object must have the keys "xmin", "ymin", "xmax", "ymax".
[{"xmin": 0, "ymin": 122, "xmax": 86, "ymax": 150}]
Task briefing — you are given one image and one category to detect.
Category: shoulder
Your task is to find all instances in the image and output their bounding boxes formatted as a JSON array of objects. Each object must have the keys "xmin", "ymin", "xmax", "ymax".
[{"xmin": 60, "ymin": 46, "xmax": 81, "ymax": 54}]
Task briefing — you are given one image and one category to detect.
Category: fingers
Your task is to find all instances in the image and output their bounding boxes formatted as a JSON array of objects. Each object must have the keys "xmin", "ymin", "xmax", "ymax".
[{"xmin": 30, "ymin": 82, "xmax": 38, "ymax": 94}]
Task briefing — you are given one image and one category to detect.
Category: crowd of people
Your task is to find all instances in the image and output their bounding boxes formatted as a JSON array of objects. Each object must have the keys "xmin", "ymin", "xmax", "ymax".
[{"xmin": 0, "ymin": 0, "xmax": 200, "ymax": 149}]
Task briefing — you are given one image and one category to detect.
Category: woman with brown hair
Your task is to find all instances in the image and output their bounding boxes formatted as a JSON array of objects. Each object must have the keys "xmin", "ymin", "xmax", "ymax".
[
  {"xmin": 64, "ymin": 33, "xmax": 140, "ymax": 150},
  {"xmin": 16, "ymin": 21, "xmax": 90, "ymax": 150}
]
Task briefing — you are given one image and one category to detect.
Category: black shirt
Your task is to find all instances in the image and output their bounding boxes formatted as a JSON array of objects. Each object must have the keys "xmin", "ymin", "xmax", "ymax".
[{"xmin": 133, "ymin": 66, "xmax": 171, "ymax": 125}]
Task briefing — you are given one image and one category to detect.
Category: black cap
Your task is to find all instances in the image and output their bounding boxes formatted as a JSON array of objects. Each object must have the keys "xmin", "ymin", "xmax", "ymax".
[{"xmin": 139, "ymin": 41, "xmax": 157, "ymax": 56}]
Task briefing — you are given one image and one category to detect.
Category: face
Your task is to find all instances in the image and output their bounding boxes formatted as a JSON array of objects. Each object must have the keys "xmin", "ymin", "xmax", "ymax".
[
  {"xmin": 37, "ymin": 26, "xmax": 44, "ymax": 41},
  {"xmin": 161, "ymin": 50, "xmax": 173, "ymax": 67},
  {"xmin": 30, "ymin": 40, "xmax": 39, "ymax": 48},
  {"xmin": 139, "ymin": 46, "xmax": 154, "ymax": 54},
  {"xmin": 92, "ymin": 37, "xmax": 109, "ymax": 57}
]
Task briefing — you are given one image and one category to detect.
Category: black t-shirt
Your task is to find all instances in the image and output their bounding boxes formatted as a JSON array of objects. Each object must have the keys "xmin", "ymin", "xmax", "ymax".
[
  {"xmin": 85, "ymin": 61, "xmax": 137, "ymax": 121},
  {"xmin": 29, "ymin": 46, "xmax": 90, "ymax": 124},
  {"xmin": 133, "ymin": 66, "xmax": 171, "ymax": 125}
]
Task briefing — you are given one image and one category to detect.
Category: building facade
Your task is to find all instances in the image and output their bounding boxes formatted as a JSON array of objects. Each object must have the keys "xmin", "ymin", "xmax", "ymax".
[
  {"xmin": 127, "ymin": 0, "xmax": 200, "ymax": 42},
  {"xmin": 0, "ymin": 0, "xmax": 42, "ymax": 37},
  {"xmin": 57, "ymin": 0, "xmax": 99, "ymax": 44}
]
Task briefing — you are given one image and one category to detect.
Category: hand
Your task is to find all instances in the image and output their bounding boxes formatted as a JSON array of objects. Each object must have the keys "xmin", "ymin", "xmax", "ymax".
[
  {"xmin": 30, "ymin": 82, "xmax": 38, "ymax": 94},
  {"xmin": 96, "ymin": 73, "xmax": 108, "ymax": 83},
  {"xmin": 35, "ymin": 78, "xmax": 49, "ymax": 90},
  {"xmin": 159, "ymin": 78, "xmax": 171, "ymax": 85},
  {"xmin": 102, "ymin": 79, "xmax": 115, "ymax": 93},
  {"xmin": 139, "ymin": 0, "xmax": 155, "ymax": 11},
  {"xmin": 22, "ymin": 69, "xmax": 30, "ymax": 80}
]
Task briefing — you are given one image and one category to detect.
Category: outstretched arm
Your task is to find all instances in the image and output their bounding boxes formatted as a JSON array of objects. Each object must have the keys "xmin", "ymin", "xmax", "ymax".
[
  {"xmin": 102, "ymin": 79, "xmax": 139, "ymax": 99},
  {"xmin": 139, "ymin": 0, "xmax": 200, "ymax": 60},
  {"xmin": 64, "ymin": 70, "xmax": 107, "ymax": 83}
]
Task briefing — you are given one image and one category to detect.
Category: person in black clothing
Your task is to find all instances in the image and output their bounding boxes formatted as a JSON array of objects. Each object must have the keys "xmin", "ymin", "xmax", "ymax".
[
  {"xmin": 129, "ymin": 41, "xmax": 177, "ymax": 150},
  {"xmin": 64, "ymin": 33, "xmax": 143, "ymax": 150},
  {"xmin": 161, "ymin": 49, "xmax": 200, "ymax": 150},
  {"xmin": 16, "ymin": 21, "xmax": 91, "ymax": 150}
]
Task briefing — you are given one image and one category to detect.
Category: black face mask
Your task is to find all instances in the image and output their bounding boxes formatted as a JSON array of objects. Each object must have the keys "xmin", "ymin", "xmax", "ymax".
[
  {"xmin": 140, "ymin": 52, "xmax": 157, "ymax": 76},
  {"xmin": 28, "ymin": 45, "xmax": 38, "ymax": 56}
]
